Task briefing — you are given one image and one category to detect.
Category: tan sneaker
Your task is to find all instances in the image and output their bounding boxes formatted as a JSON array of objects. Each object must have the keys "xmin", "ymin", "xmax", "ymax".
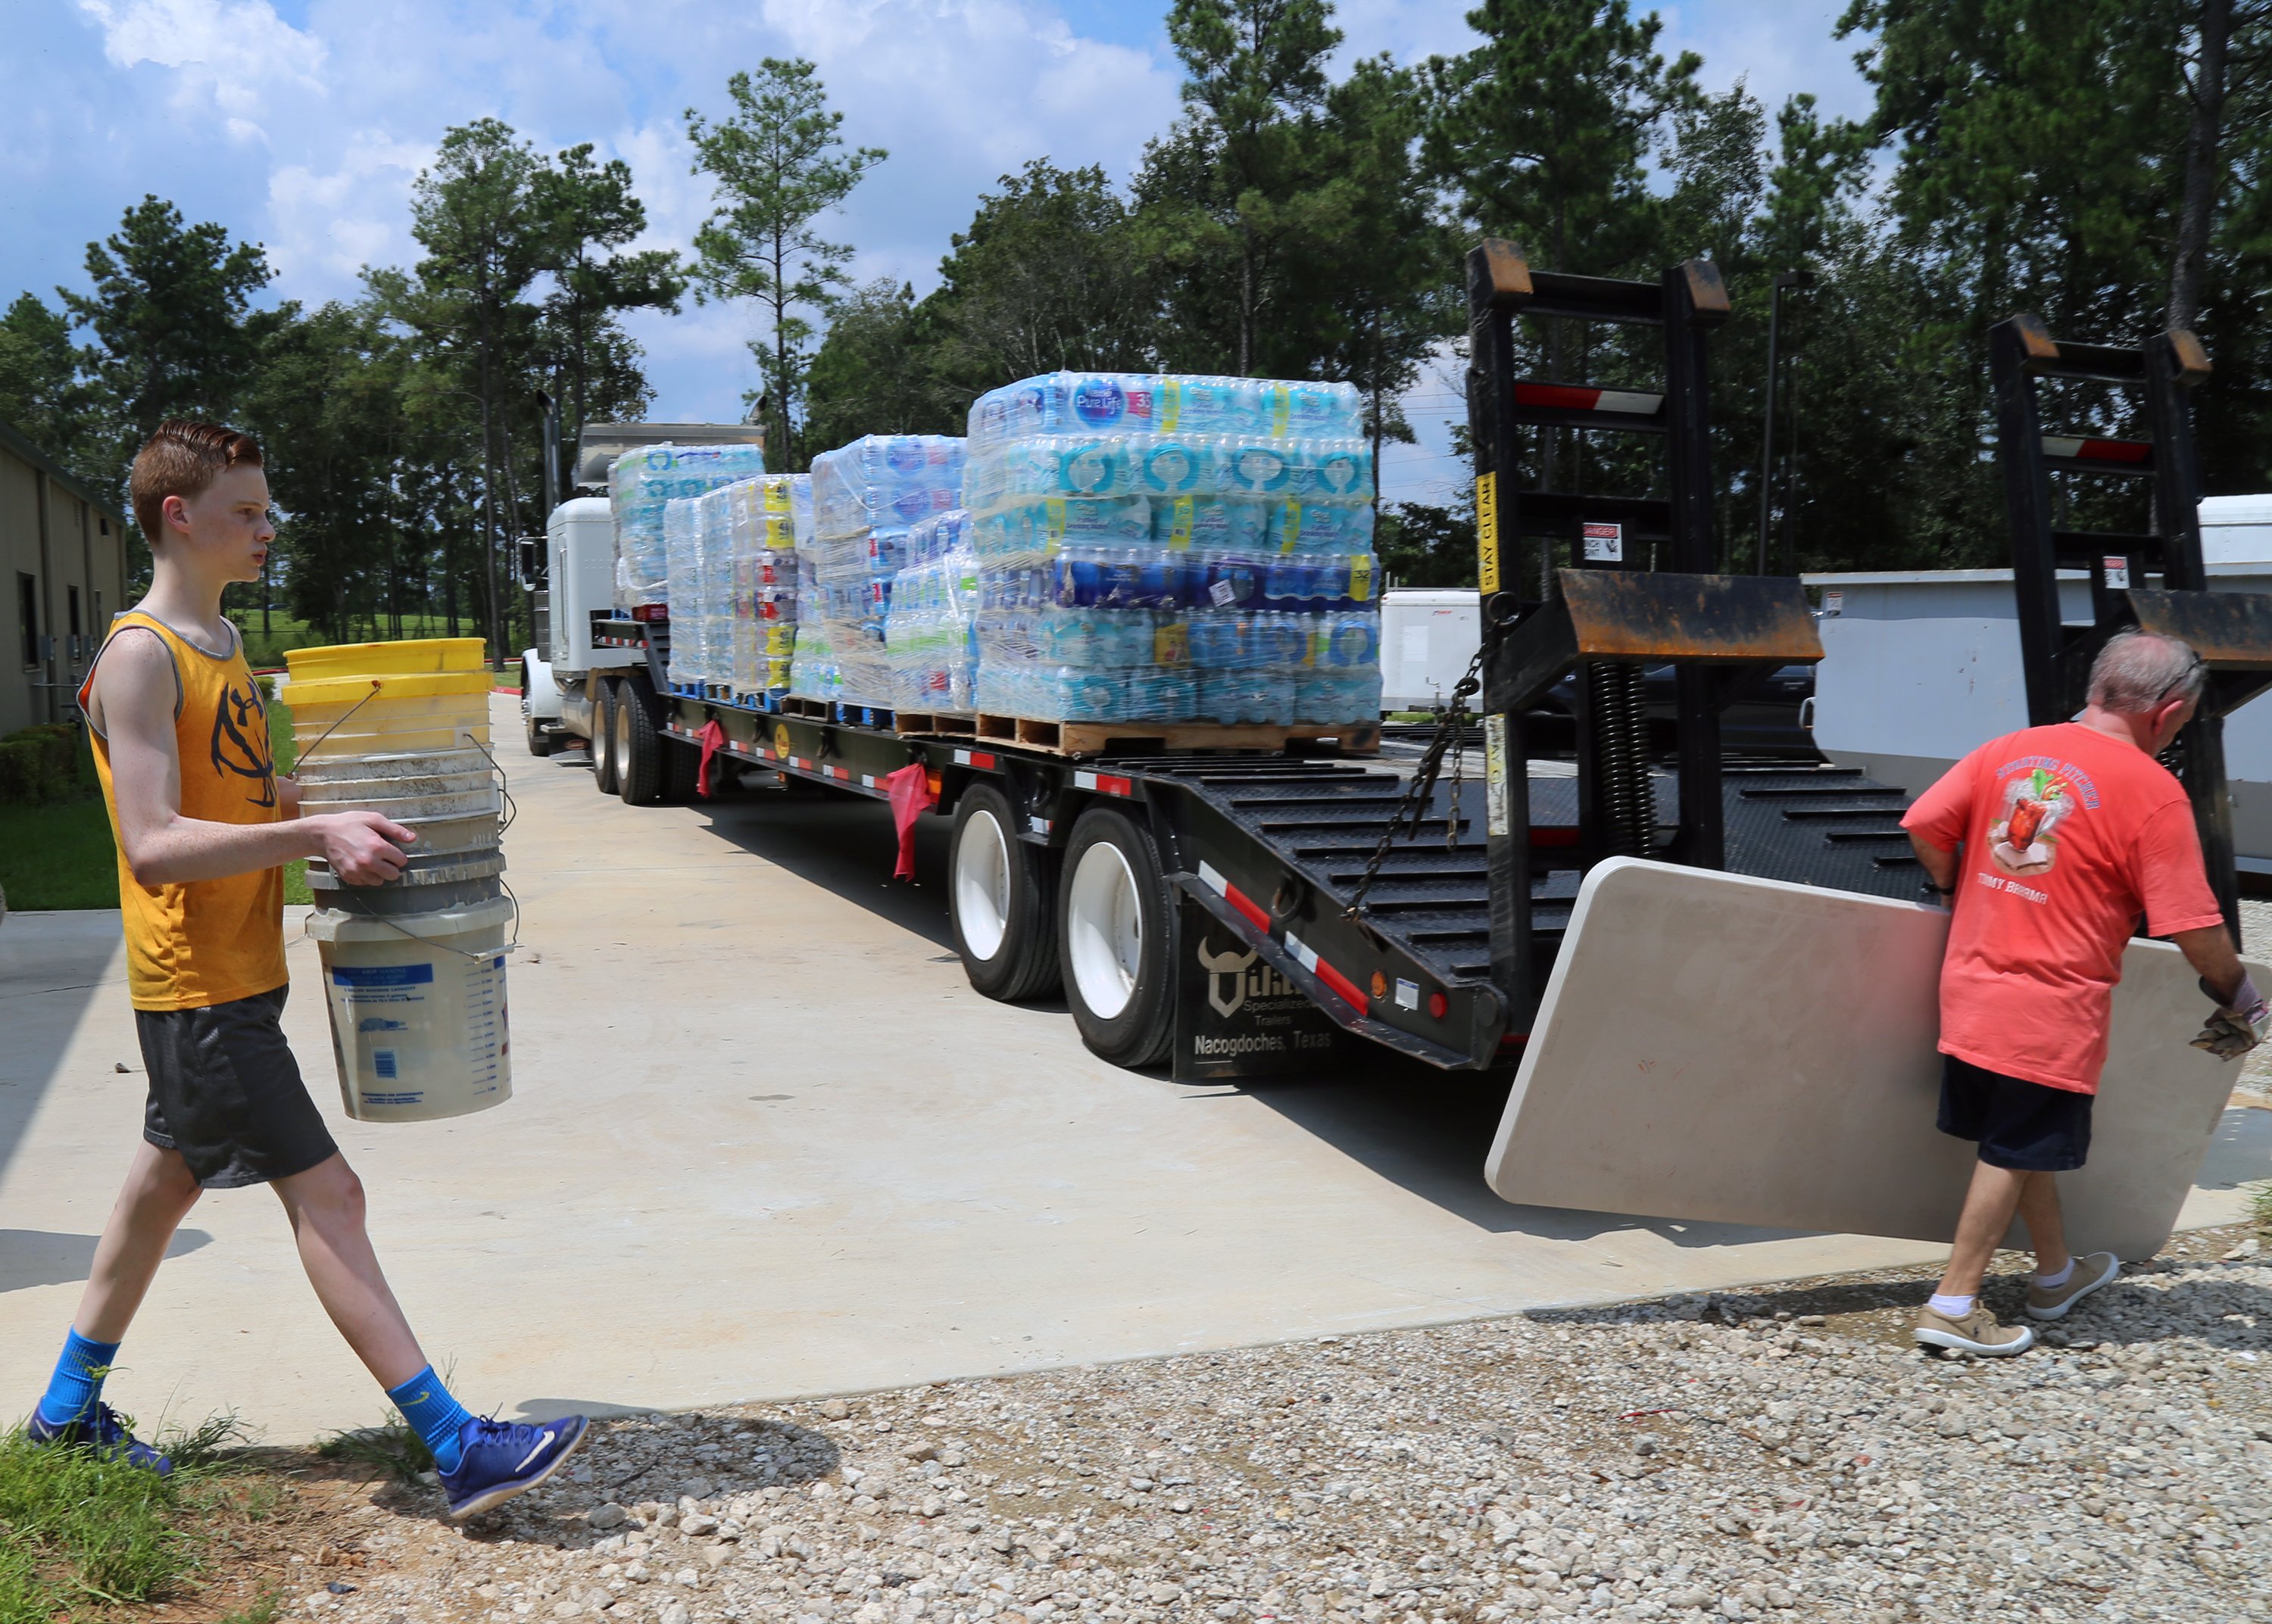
[
  {"xmin": 2025, "ymin": 1251, "xmax": 2121, "ymax": 1321},
  {"xmin": 1915, "ymin": 1303, "xmax": 2035, "ymax": 1356}
]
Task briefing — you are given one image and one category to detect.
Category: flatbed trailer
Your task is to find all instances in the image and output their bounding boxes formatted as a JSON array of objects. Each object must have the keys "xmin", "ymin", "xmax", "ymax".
[{"xmin": 564, "ymin": 604, "xmax": 1919, "ymax": 1080}]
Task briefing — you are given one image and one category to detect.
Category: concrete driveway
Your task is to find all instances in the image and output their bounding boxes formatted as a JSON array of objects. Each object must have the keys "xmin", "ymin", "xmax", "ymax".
[{"xmin": 4, "ymin": 696, "xmax": 2265, "ymax": 1445}]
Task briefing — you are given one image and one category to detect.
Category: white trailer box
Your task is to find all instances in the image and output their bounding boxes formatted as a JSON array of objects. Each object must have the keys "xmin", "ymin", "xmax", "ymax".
[{"xmin": 1381, "ymin": 588, "xmax": 1481, "ymax": 712}]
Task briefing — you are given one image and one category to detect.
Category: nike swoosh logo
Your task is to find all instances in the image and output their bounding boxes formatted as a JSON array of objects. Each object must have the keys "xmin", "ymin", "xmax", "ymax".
[{"xmin": 514, "ymin": 1429, "xmax": 556, "ymax": 1473}]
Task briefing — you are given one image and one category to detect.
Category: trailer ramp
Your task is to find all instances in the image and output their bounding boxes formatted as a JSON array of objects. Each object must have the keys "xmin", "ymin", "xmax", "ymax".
[{"xmin": 1139, "ymin": 753, "xmax": 1924, "ymax": 1073}]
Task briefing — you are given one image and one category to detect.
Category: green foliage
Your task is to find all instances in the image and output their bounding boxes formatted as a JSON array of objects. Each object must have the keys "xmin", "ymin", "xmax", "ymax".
[
  {"xmin": 0, "ymin": 292, "xmax": 105, "ymax": 485},
  {"xmin": 315, "ymin": 1407, "xmax": 435, "ymax": 1485},
  {"xmin": 802, "ymin": 280, "xmax": 961, "ymax": 453},
  {"xmin": 0, "ymin": 724, "xmax": 83, "ymax": 805},
  {"xmin": 61, "ymin": 195, "xmax": 275, "ymax": 447},
  {"xmin": 1378, "ymin": 500, "xmax": 1479, "ymax": 588},
  {"xmin": 686, "ymin": 58, "xmax": 887, "ymax": 470},
  {"xmin": 0, "ymin": 1421, "xmax": 200, "ymax": 1606}
]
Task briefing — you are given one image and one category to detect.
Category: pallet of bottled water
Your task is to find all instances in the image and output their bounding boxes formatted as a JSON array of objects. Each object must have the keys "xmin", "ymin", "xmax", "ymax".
[
  {"xmin": 882, "ymin": 510, "xmax": 980, "ymax": 712},
  {"xmin": 791, "ymin": 435, "xmax": 966, "ymax": 708},
  {"xmin": 957, "ymin": 372, "xmax": 1384, "ymax": 727},
  {"xmin": 661, "ymin": 473, "xmax": 808, "ymax": 697},
  {"xmin": 610, "ymin": 441, "xmax": 772, "ymax": 613}
]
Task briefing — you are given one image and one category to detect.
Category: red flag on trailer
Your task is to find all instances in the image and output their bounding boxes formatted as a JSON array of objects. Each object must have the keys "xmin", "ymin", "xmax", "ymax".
[
  {"xmin": 884, "ymin": 763, "xmax": 936, "ymax": 881},
  {"xmin": 696, "ymin": 718, "xmax": 727, "ymax": 798}
]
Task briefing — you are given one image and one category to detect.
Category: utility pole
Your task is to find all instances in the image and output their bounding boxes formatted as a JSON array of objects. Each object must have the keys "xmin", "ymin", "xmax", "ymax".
[{"xmin": 1756, "ymin": 270, "xmax": 1815, "ymax": 574}]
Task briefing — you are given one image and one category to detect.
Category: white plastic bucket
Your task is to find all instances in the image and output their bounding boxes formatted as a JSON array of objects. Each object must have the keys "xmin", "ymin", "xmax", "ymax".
[
  {"xmin": 296, "ymin": 720, "xmax": 492, "ymax": 757},
  {"xmin": 295, "ymin": 747, "xmax": 492, "ymax": 785},
  {"xmin": 300, "ymin": 784, "xmax": 502, "ymax": 821},
  {"xmin": 306, "ymin": 896, "xmax": 513, "ymax": 1123}
]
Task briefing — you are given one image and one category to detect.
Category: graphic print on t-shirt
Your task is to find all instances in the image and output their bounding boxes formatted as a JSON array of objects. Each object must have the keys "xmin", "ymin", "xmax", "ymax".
[
  {"xmin": 208, "ymin": 677, "xmax": 277, "ymax": 809},
  {"xmin": 1990, "ymin": 761, "xmax": 2091, "ymax": 877}
]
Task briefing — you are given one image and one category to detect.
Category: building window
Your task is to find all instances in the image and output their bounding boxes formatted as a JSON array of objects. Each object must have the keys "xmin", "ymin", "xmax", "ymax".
[
  {"xmin": 17, "ymin": 573, "xmax": 38, "ymax": 669},
  {"xmin": 67, "ymin": 585, "xmax": 83, "ymax": 664}
]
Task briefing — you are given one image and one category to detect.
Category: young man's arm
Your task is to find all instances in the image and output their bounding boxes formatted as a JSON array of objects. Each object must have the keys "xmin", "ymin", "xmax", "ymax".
[{"xmin": 97, "ymin": 628, "xmax": 414, "ymax": 887}]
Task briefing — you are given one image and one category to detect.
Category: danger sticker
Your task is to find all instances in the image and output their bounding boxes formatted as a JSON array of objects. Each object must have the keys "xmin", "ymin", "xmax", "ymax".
[
  {"xmin": 2102, "ymin": 555, "xmax": 2131, "ymax": 590},
  {"xmin": 1582, "ymin": 521, "xmax": 1624, "ymax": 563}
]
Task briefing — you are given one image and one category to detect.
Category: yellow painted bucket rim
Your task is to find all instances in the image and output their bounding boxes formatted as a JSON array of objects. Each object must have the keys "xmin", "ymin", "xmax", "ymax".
[
  {"xmin": 276, "ymin": 669, "xmax": 494, "ymax": 706},
  {"xmin": 284, "ymin": 638, "xmax": 488, "ymax": 678}
]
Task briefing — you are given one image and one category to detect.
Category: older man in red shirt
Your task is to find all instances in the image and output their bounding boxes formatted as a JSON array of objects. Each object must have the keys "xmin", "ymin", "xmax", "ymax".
[{"xmin": 1901, "ymin": 630, "xmax": 2265, "ymax": 1355}]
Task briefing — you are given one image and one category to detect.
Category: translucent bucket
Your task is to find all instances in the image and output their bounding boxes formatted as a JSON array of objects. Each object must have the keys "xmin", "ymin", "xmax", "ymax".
[
  {"xmin": 306, "ymin": 896, "xmax": 513, "ymax": 1123},
  {"xmin": 293, "ymin": 719, "xmax": 492, "ymax": 758},
  {"xmin": 311, "ymin": 874, "xmax": 503, "ymax": 915},
  {"xmin": 301, "ymin": 784, "xmax": 501, "ymax": 821},
  {"xmin": 387, "ymin": 810, "xmax": 502, "ymax": 856},
  {"xmin": 299, "ymin": 768, "xmax": 498, "ymax": 809}
]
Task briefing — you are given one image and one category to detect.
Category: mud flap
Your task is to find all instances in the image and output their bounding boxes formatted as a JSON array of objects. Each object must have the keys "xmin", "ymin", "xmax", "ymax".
[
  {"xmin": 1172, "ymin": 899, "xmax": 1359, "ymax": 1081},
  {"xmin": 1484, "ymin": 857, "xmax": 2256, "ymax": 1259}
]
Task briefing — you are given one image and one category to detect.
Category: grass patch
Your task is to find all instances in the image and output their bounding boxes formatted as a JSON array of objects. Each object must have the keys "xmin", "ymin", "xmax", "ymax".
[
  {"xmin": 314, "ymin": 1407, "xmax": 434, "ymax": 1485},
  {"xmin": 2250, "ymin": 1180, "xmax": 2272, "ymax": 1231},
  {"xmin": 0, "ymin": 1412, "xmax": 251, "ymax": 1613},
  {"xmin": 0, "ymin": 700, "xmax": 312, "ymax": 911}
]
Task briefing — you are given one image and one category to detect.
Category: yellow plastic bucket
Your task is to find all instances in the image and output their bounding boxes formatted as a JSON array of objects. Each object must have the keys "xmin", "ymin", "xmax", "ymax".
[
  {"xmin": 276, "ymin": 669, "xmax": 492, "ymax": 708},
  {"xmin": 284, "ymin": 638, "xmax": 488, "ymax": 681}
]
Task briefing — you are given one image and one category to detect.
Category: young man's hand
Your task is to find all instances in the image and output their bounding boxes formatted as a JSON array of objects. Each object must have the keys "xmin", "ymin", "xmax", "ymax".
[{"xmin": 309, "ymin": 811, "xmax": 417, "ymax": 885}]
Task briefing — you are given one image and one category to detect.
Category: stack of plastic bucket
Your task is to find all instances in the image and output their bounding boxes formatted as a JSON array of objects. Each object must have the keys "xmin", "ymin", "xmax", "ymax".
[{"xmin": 276, "ymin": 639, "xmax": 512, "ymax": 1122}]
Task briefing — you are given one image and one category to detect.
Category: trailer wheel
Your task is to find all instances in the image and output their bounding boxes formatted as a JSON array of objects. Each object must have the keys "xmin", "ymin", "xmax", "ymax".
[
  {"xmin": 616, "ymin": 678, "xmax": 665, "ymax": 806},
  {"xmin": 592, "ymin": 680, "xmax": 620, "ymax": 795},
  {"xmin": 950, "ymin": 783, "xmax": 1060, "ymax": 1002},
  {"xmin": 1058, "ymin": 805, "xmax": 1176, "ymax": 1068}
]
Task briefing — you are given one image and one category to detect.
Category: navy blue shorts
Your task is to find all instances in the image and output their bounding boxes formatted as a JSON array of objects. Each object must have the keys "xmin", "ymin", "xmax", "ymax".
[{"xmin": 1937, "ymin": 1055, "xmax": 2093, "ymax": 1172}]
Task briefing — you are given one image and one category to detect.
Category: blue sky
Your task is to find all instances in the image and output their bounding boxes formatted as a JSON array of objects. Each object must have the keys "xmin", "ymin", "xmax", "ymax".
[{"xmin": 4, "ymin": 1, "xmax": 1880, "ymax": 505}]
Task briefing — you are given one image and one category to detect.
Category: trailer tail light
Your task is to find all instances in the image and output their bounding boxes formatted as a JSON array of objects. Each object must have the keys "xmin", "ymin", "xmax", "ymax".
[
  {"xmin": 926, "ymin": 766, "xmax": 943, "ymax": 798},
  {"xmin": 1428, "ymin": 991, "xmax": 1449, "ymax": 1020},
  {"xmin": 631, "ymin": 603, "xmax": 669, "ymax": 623}
]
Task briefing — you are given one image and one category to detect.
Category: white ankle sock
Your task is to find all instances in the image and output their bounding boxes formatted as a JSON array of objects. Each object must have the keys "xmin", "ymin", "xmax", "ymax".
[
  {"xmin": 2035, "ymin": 1259, "xmax": 2075, "ymax": 1289},
  {"xmin": 1927, "ymin": 1292, "xmax": 1975, "ymax": 1318}
]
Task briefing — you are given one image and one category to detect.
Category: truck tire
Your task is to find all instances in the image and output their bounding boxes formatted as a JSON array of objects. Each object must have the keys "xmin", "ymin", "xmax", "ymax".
[
  {"xmin": 592, "ymin": 680, "xmax": 620, "ymax": 795},
  {"xmin": 1057, "ymin": 805, "xmax": 1176, "ymax": 1068},
  {"xmin": 950, "ymin": 782, "xmax": 1060, "ymax": 1002},
  {"xmin": 616, "ymin": 678, "xmax": 666, "ymax": 806}
]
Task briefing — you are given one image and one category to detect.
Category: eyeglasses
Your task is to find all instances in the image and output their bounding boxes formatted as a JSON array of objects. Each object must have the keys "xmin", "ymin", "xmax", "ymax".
[{"xmin": 2154, "ymin": 648, "xmax": 2205, "ymax": 706}]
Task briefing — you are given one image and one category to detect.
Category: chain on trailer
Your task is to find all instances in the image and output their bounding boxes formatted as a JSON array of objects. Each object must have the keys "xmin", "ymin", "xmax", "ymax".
[{"xmin": 1340, "ymin": 646, "xmax": 1485, "ymax": 919}]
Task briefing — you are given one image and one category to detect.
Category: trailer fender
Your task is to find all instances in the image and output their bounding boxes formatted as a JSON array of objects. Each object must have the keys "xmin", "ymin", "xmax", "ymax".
[{"xmin": 522, "ymin": 649, "xmax": 562, "ymax": 720}]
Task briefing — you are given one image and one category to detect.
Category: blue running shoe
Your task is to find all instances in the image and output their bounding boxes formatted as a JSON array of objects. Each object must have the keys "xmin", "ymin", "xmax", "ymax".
[
  {"xmin": 438, "ymin": 1414, "xmax": 589, "ymax": 1521},
  {"xmin": 25, "ymin": 1403, "xmax": 173, "ymax": 1474}
]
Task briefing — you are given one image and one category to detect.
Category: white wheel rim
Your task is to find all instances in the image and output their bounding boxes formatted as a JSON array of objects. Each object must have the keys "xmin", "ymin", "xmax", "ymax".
[
  {"xmin": 613, "ymin": 700, "xmax": 632, "ymax": 771},
  {"xmin": 1066, "ymin": 839, "xmax": 1143, "ymax": 1021},
  {"xmin": 955, "ymin": 809, "xmax": 1013, "ymax": 962}
]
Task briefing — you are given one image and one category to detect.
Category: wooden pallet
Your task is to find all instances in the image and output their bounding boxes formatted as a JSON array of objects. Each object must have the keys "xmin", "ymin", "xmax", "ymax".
[
  {"xmin": 779, "ymin": 696, "xmax": 832, "ymax": 720},
  {"xmin": 896, "ymin": 709, "xmax": 978, "ymax": 738},
  {"xmin": 973, "ymin": 713, "xmax": 1381, "ymax": 759}
]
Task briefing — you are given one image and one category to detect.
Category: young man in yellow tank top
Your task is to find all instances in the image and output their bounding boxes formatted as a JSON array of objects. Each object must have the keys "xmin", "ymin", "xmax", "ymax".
[{"xmin": 25, "ymin": 420, "xmax": 585, "ymax": 1520}]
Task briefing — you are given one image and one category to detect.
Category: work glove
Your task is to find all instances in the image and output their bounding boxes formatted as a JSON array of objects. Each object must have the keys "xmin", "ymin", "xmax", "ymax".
[{"xmin": 2191, "ymin": 972, "xmax": 2271, "ymax": 1061}]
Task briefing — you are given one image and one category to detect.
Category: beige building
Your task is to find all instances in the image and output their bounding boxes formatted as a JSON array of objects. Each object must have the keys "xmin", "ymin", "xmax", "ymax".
[{"xmin": 2, "ymin": 419, "xmax": 132, "ymax": 734}]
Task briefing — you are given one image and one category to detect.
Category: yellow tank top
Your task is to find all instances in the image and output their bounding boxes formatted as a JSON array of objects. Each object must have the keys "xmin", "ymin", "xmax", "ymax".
[{"xmin": 79, "ymin": 611, "xmax": 289, "ymax": 1011}]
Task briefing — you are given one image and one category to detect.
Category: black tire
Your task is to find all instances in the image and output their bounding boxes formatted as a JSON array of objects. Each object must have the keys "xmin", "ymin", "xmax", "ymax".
[
  {"xmin": 1056, "ymin": 805, "xmax": 1177, "ymax": 1068},
  {"xmin": 592, "ymin": 680, "xmax": 620, "ymax": 795},
  {"xmin": 616, "ymin": 677, "xmax": 665, "ymax": 806},
  {"xmin": 950, "ymin": 782, "xmax": 1061, "ymax": 1001}
]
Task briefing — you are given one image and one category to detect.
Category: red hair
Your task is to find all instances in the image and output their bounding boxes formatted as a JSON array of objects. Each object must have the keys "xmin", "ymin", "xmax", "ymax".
[{"xmin": 130, "ymin": 419, "xmax": 264, "ymax": 544}]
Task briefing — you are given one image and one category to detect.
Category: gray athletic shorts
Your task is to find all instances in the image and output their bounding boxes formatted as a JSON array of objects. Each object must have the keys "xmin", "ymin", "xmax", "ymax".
[{"xmin": 137, "ymin": 983, "xmax": 339, "ymax": 1189}]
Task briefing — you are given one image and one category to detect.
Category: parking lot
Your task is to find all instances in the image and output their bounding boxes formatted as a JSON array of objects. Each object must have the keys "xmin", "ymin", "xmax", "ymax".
[{"xmin": 2, "ymin": 697, "xmax": 2264, "ymax": 1445}]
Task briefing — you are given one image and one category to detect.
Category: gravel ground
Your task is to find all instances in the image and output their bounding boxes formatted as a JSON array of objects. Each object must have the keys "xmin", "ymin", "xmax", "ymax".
[{"xmin": 266, "ymin": 1220, "xmax": 2272, "ymax": 1624}]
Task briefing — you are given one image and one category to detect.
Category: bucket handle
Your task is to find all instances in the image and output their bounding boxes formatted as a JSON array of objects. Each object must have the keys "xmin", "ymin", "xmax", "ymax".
[
  {"xmin": 314, "ymin": 877, "xmax": 523, "ymax": 962},
  {"xmin": 457, "ymin": 729, "xmax": 520, "ymax": 837},
  {"xmin": 281, "ymin": 679, "xmax": 383, "ymax": 778}
]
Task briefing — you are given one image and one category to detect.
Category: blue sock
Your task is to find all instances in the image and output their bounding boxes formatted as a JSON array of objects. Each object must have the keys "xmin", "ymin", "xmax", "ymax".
[
  {"xmin": 36, "ymin": 1328, "xmax": 121, "ymax": 1428},
  {"xmin": 386, "ymin": 1365, "xmax": 475, "ymax": 1474}
]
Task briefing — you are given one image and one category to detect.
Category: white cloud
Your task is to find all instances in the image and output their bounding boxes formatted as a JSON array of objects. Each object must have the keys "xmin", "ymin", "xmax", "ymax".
[
  {"xmin": 266, "ymin": 133, "xmax": 433, "ymax": 288},
  {"xmin": 75, "ymin": 0, "xmax": 326, "ymax": 139}
]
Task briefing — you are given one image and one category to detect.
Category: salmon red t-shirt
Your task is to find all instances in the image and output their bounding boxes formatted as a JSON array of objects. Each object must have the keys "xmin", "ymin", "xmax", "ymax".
[{"xmin": 1900, "ymin": 722, "xmax": 2224, "ymax": 1094}]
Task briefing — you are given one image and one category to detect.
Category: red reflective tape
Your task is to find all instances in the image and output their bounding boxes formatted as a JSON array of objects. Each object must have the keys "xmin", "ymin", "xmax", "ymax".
[
  {"xmin": 1314, "ymin": 956, "xmax": 1369, "ymax": 1011},
  {"xmin": 830, "ymin": 766, "xmax": 850, "ymax": 780},
  {"xmin": 1222, "ymin": 881, "xmax": 1270, "ymax": 934},
  {"xmin": 2076, "ymin": 437, "xmax": 2150, "ymax": 464},
  {"xmin": 972, "ymin": 751, "xmax": 996, "ymax": 770},
  {"xmin": 1530, "ymin": 825, "xmax": 1581, "ymax": 848},
  {"xmin": 1515, "ymin": 382, "xmax": 1603, "ymax": 411},
  {"xmin": 1097, "ymin": 773, "xmax": 1134, "ymax": 797}
]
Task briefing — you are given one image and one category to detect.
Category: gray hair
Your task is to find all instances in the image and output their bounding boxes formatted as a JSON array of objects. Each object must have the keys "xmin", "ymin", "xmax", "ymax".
[{"xmin": 2087, "ymin": 631, "xmax": 2205, "ymax": 713}]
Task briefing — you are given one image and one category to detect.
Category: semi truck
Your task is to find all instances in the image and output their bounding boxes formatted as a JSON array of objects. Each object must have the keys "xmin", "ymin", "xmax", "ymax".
[{"xmin": 520, "ymin": 247, "xmax": 1941, "ymax": 1084}]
